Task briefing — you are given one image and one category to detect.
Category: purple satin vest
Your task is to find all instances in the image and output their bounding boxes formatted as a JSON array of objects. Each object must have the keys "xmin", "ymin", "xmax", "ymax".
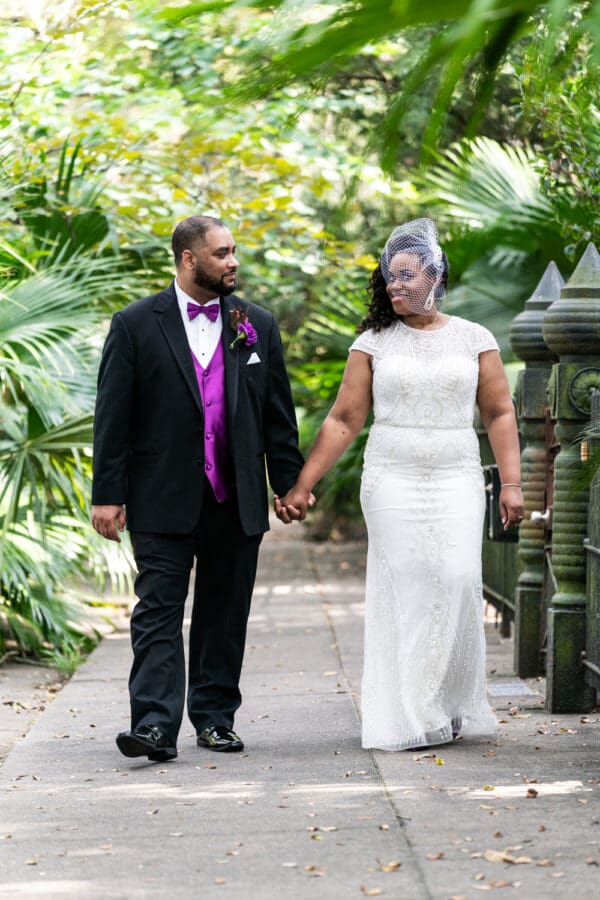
[{"xmin": 191, "ymin": 340, "xmax": 233, "ymax": 502}]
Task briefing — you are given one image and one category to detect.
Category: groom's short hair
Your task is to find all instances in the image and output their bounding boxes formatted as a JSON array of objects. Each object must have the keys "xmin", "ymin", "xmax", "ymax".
[{"xmin": 172, "ymin": 215, "xmax": 225, "ymax": 265}]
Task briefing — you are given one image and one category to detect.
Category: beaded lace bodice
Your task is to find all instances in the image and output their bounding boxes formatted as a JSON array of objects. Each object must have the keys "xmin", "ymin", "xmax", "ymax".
[{"xmin": 351, "ymin": 317, "xmax": 499, "ymax": 492}]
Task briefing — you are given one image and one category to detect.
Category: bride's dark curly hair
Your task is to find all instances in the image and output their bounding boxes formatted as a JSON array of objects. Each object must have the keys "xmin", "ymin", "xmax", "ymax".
[{"xmin": 357, "ymin": 252, "xmax": 449, "ymax": 335}]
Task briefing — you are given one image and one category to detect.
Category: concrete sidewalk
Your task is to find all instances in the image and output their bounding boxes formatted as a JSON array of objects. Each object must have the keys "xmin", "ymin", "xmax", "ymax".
[{"xmin": 1, "ymin": 524, "xmax": 599, "ymax": 899}]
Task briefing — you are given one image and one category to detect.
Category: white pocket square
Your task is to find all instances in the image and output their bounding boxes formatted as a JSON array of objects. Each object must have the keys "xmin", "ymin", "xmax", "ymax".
[{"xmin": 247, "ymin": 352, "xmax": 261, "ymax": 365}]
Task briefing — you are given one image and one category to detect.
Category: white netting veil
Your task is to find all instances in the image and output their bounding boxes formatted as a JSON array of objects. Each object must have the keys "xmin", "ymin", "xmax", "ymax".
[{"xmin": 381, "ymin": 218, "xmax": 446, "ymax": 315}]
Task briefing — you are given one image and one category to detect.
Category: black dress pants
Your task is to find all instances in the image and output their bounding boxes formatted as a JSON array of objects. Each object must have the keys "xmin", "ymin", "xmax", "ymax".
[{"xmin": 128, "ymin": 486, "xmax": 262, "ymax": 744}]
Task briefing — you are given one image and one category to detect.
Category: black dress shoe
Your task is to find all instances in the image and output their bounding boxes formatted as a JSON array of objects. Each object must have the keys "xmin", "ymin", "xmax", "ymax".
[
  {"xmin": 116, "ymin": 724, "xmax": 177, "ymax": 761},
  {"xmin": 197, "ymin": 725, "xmax": 244, "ymax": 752}
]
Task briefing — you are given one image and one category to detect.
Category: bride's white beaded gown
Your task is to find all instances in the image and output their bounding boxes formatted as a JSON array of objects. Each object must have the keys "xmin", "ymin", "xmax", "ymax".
[{"xmin": 350, "ymin": 316, "xmax": 500, "ymax": 750}]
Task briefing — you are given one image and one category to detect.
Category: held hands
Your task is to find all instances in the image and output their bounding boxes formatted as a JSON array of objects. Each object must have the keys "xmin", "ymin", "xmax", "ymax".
[
  {"xmin": 91, "ymin": 504, "xmax": 126, "ymax": 542},
  {"xmin": 274, "ymin": 485, "xmax": 316, "ymax": 524},
  {"xmin": 500, "ymin": 485, "xmax": 525, "ymax": 530}
]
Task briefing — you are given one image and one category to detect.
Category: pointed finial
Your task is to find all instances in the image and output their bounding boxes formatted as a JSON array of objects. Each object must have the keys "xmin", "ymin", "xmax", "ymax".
[
  {"xmin": 564, "ymin": 243, "xmax": 600, "ymax": 290},
  {"xmin": 525, "ymin": 260, "xmax": 565, "ymax": 309}
]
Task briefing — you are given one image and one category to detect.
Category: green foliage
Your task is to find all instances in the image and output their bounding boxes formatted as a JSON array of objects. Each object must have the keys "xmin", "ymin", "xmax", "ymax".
[
  {"xmin": 41, "ymin": 633, "xmax": 98, "ymax": 678},
  {"xmin": 0, "ymin": 141, "xmax": 141, "ymax": 660},
  {"xmin": 171, "ymin": 0, "xmax": 600, "ymax": 164}
]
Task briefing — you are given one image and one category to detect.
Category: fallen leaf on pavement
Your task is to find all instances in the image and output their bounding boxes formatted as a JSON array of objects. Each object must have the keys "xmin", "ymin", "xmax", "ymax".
[
  {"xmin": 379, "ymin": 824, "xmax": 390, "ymax": 831},
  {"xmin": 536, "ymin": 859, "xmax": 553, "ymax": 867},
  {"xmin": 305, "ymin": 865, "xmax": 327, "ymax": 877},
  {"xmin": 526, "ymin": 788, "xmax": 538, "ymax": 798},
  {"xmin": 426, "ymin": 852, "xmax": 444, "ymax": 861},
  {"xmin": 586, "ymin": 858, "xmax": 599, "ymax": 866},
  {"xmin": 482, "ymin": 785, "xmax": 495, "ymax": 791},
  {"xmin": 483, "ymin": 849, "xmax": 532, "ymax": 865},
  {"xmin": 379, "ymin": 860, "xmax": 401, "ymax": 871},
  {"xmin": 483, "ymin": 850, "xmax": 505, "ymax": 863},
  {"xmin": 214, "ymin": 877, "xmax": 226, "ymax": 885},
  {"xmin": 435, "ymin": 757, "xmax": 445, "ymax": 765},
  {"xmin": 360, "ymin": 888, "xmax": 382, "ymax": 897}
]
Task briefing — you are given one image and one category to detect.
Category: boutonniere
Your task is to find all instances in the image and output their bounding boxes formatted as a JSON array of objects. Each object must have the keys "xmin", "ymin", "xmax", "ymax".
[{"xmin": 229, "ymin": 307, "xmax": 258, "ymax": 351}]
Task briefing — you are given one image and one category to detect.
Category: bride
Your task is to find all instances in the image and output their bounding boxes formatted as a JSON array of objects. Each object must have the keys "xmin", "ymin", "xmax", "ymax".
[{"xmin": 275, "ymin": 219, "xmax": 524, "ymax": 751}]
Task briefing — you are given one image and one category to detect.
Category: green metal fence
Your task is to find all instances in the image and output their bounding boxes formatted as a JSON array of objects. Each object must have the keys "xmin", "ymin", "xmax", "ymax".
[{"xmin": 477, "ymin": 415, "xmax": 520, "ymax": 637}]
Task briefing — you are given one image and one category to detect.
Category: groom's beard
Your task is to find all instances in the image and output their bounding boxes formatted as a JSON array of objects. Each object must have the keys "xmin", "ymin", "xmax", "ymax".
[{"xmin": 193, "ymin": 263, "xmax": 237, "ymax": 296}]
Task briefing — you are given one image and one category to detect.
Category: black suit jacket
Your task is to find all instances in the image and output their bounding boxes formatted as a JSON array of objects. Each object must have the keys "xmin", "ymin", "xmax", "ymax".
[{"xmin": 92, "ymin": 284, "xmax": 304, "ymax": 536}]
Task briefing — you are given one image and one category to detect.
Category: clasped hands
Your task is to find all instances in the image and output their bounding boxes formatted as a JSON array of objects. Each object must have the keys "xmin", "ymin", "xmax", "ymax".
[{"xmin": 274, "ymin": 485, "xmax": 316, "ymax": 524}]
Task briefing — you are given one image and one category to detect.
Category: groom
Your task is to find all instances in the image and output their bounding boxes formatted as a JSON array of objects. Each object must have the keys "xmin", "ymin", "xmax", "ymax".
[{"xmin": 91, "ymin": 215, "xmax": 307, "ymax": 761}]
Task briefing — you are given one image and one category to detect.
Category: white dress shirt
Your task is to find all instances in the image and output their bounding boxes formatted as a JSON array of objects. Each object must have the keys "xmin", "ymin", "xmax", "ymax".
[{"xmin": 174, "ymin": 279, "xmax": 222, "ymax": 366}]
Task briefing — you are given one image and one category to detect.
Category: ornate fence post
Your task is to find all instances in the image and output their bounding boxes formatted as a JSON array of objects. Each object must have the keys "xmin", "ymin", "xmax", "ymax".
[
  {"xmin": 542, "ymin": 243, "xmax": 600, "ymax": 712},
  {"xmin": 510, "ymin": 263, "xmax": 562, "ymax": 676},
  {"xmin": 582, "ymin": 391, "xmax": 600, "ymax": 695}
]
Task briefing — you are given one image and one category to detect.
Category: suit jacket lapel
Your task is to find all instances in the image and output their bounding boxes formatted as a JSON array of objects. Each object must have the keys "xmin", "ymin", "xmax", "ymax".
[{"xmin": 155, "ymin": 284, "xmax": 203, "ymax": 415}]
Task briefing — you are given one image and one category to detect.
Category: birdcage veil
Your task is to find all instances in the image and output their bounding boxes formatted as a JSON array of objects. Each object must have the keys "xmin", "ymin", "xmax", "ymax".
[{"xmin": 381, "ymin": 218, "xmax": 446, "ymax": 315}]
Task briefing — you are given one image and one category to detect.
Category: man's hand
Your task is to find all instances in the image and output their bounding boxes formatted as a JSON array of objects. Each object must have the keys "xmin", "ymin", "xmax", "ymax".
[
  {"xmin": 274, "ymin": 487, "xmax": 316, "ymax": 524},
  {"xmin": 91, "ymin": 504, "xmax": 126, "ymax": 542}
]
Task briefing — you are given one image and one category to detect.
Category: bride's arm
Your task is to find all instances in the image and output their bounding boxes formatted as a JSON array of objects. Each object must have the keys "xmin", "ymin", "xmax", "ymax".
[
  {"xmin": 275, "ymin": 349, "xmax": 373, "ymax": 522},
  {"xmin": 477, "ymin": 349, "xmax": 524, "ymax": 529}
]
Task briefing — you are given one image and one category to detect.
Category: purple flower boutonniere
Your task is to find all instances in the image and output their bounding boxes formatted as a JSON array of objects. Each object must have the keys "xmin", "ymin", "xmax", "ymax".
[{"xmin": 229, "ymin": 307, "xmax": 258, "ymax": 351}]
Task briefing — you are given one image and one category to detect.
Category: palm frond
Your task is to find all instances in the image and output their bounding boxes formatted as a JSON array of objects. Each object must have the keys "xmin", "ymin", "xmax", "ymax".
[
  {"xmin": 163, "ymin": 0, "xmax": 598, "ymax": 161},
  {"xmin": 424, "ymin": 138, "xmax": 552, "ymax": 234}
]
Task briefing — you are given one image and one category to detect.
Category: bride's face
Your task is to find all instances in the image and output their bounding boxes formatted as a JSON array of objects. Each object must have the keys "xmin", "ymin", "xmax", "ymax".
[{"xmin": 386, "ymin": 251, "xmax": 439, "ymax": 315}]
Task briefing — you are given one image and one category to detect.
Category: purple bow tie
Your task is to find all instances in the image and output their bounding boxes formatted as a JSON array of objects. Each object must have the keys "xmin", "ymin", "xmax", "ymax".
[{"xmin": 187, "ymin": 302, "xmax": 219, "ymax": 322}]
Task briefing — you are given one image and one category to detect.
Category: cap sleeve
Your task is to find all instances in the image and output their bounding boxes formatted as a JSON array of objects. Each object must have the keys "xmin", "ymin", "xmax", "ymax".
[
  {"xmin": 349, "ymin": 329, "xmax": 379, "ymax": 357},
  {"xmin": 472, "ymin": 323, "xmax": 499, "ymax": 356}
]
